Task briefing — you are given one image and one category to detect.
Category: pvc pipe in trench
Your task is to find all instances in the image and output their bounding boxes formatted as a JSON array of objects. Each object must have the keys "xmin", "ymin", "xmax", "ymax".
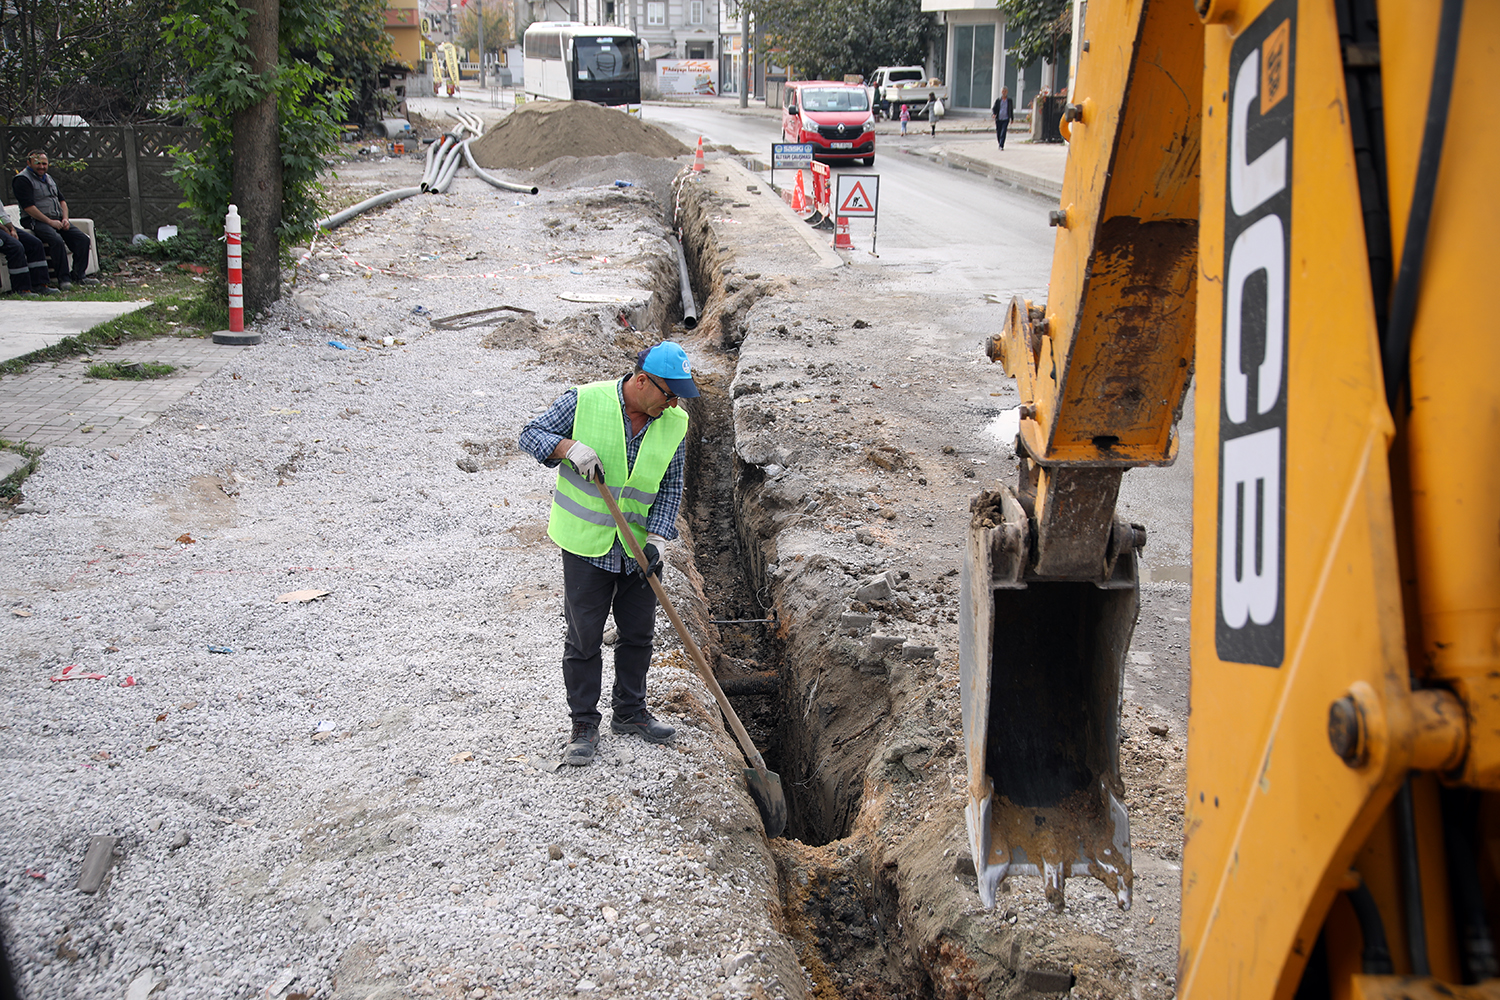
[{"xmin": 674, "ymin": 235, "xmax": 698, "ymax": 330}]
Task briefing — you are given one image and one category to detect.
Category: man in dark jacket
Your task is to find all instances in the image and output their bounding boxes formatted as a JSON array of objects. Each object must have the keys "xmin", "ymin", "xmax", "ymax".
[
  {"xmin": 2, "ymin": 213, "xmax": 52, "ymax": 295},
  {"xmin": 12, "ymin": 150, "xmax": 96, "ymax": 290},
  {"xmin": 992, "ymin": 87, "xmax": 1014, "ymax": 149}
]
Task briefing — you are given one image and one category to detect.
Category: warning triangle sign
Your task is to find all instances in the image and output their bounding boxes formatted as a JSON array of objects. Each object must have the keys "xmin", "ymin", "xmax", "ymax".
[{"xmin": 839, "ymin": 181, "xmax": 873, "ymax": 214}]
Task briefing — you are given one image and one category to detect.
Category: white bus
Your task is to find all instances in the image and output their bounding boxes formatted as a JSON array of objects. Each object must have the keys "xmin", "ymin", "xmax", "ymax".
[{"xmin": 522, "ymin": 22, "xmax": 641, "ymax": 106}]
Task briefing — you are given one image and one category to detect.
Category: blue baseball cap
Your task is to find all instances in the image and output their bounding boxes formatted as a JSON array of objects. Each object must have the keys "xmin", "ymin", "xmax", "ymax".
[{"xmin": 641, "ymin": 341, "xmax": 700, "ymax": 398}]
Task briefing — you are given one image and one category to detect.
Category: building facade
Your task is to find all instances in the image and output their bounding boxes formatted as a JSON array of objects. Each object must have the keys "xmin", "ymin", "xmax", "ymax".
[
  {"xmin": 919, "ymin": 0, "xmax": 1053, "ymax": 111},
  {"xmin": 526, "ymin": 0, "xmax": 717, "ymax": 60}
]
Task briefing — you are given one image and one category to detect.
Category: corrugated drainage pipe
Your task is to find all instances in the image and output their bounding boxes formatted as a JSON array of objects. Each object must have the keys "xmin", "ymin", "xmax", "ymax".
[
  {"xmin": 431, "ymin": 142, "xmax": 466, "ymax": 193},
  {"xmin": 315, "ymin": 187, "xmax": 424, "ymax": 231},
  {"xmin": 674, "ymin": 235, "xmax": 698, "ymax": 330},
  {"xmin": 460, "ymin": 140, "xmax": 540, "ymax": 195}
]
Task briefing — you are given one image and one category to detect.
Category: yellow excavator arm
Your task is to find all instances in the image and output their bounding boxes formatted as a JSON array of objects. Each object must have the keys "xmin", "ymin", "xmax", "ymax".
[{"xmin": 963, "ymin": 0, "xmax": 1500, "ymax": 995}]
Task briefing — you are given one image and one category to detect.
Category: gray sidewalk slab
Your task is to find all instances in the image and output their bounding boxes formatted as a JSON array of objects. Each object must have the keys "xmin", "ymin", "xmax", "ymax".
[
  {"xmin": 0, "ymin": 299, "xmax": 154, "ymax": 364},
  {"xmin": 0, "ymin": 336, "xmax": 249, "ymax": 450}
]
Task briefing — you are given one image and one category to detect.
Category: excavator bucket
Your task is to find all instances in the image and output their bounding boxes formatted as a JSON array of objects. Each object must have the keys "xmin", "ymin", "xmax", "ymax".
[{"xmin": 960, "ymin": 486, "xmax": 1136, "ymax": 912}]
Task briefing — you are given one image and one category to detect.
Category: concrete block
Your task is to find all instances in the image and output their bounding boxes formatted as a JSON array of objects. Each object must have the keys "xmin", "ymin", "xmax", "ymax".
[
  {"xmin": 839, "ymin": 612, "xmax": 873, "ymax": 634},
  {"xmin": 867, "ymin": 634, "xmax": 905, "ymax": 657},
  {"xmin": 77, "ymin": 834, "xmax": 118, "ymax": 894},
  {"xmin": 902, "ymin": 644, "xmax": 937, "ymax": 660},
  {"xmin": 854, "ymin": 571, "xmax": 894, "ymax": 603},
  {"xmin": 1023, "ymin": 967, "xmax": 1075, "ymax": 993}
]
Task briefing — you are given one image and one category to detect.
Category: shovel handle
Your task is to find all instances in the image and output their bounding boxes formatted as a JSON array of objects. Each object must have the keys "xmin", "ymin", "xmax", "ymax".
[{"xmin": 591, "ymin": 474, "xmax": 771, "ymax": 774}]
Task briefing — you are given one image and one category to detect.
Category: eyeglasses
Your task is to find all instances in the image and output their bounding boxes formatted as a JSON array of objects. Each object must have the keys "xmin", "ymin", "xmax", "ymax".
[{"xmin": 645, "ymin": 373, "xmax": 677, "ymax": 403}]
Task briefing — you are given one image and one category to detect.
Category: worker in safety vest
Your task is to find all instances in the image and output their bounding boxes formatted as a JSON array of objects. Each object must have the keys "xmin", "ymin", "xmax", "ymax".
[{"xmin": 519, "ymin": 342, "xmax": 701, "ymax": 766}]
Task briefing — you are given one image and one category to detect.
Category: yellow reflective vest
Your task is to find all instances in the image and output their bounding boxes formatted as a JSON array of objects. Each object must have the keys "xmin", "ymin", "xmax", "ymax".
[{"xmin": 547, "ymin": 379, "xmax": 688, "ymax": 558}]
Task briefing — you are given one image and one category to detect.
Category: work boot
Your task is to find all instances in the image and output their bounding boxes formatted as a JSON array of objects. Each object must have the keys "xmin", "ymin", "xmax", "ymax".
[
  {"xmin": 78, "ymin": 276, "xmax": 99, "ymax": 286},
  {"xmin": 57, "ymin": 279, "xmax": 73, "ymax": 291},
  {"xmin": 611, "ymin": 709, "xmax": 676, "ymax": 744},
  {"xmin": 564, "ymin": 722, "xmax": 599, "ymax": 766}
]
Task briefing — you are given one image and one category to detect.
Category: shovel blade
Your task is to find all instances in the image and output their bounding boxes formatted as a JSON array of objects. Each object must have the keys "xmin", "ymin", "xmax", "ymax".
[{"xmin": 744, "ymin": 766, "xmax": 787, "ymax": 839}]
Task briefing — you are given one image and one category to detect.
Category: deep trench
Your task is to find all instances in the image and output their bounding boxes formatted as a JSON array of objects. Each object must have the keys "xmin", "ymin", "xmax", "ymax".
[{"xmin": 666, "ymin": 191, "xmax": 938, "ymax": 1000}]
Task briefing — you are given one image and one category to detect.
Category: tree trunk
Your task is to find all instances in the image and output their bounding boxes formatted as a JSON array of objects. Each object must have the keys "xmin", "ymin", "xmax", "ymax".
[{"xmin": 232, "ymin": 0, "xmax": 282, "ymax": 315}]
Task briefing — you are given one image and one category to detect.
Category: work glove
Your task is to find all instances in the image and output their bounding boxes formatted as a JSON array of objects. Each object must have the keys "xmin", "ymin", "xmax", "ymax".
[
  {"xmin": 566, "ymin": 440, "xmax": 603, "ymax": 482},
  {"xmin": 643, "ymin": 533, "xmax": 667, "ymax": 578}
]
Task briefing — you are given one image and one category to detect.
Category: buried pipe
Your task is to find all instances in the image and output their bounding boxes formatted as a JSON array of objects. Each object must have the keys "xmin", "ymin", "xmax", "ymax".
[{"xmin": 674, "ymin": 235, "xmax": 698, "ymax": 330}]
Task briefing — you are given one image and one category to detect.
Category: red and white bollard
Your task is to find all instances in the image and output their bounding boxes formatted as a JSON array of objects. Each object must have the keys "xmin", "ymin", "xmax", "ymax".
[
  {"xmin": 212, "ymin": 203, "xmax": 261, "ymax": 345},
  {"xmin": 226, "ymin": 204, "xmax": 243, "ymax": 332}
]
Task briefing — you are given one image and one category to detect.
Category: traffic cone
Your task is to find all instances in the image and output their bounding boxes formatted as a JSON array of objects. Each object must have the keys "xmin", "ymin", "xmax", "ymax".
[
  {"xmin": 692, "ymin": 136, "xmax": 705, "ymax": 173},
  {"xmin": 833, "ymin": 216, "xmax": 854, "ymax": 250},
  {"xmin": 791, "ymin": 171, "xmax": 808, "ymax": 214}
]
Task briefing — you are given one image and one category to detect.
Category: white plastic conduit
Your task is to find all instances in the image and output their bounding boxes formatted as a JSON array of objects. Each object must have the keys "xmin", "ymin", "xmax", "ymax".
[{"xmin": 314, "ymin": 123, "xmax": 539, "ymax": 231}]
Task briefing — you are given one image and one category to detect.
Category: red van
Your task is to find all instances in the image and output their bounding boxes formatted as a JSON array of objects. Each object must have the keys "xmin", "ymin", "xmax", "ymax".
[{"xmin": 781, "ymin": 81, "xmax": 876, "ymax": 166}]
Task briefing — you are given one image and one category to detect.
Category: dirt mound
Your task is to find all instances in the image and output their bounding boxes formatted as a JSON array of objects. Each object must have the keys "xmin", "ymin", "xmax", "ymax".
[{"xmin": 469, "ymin": 101, "xmax": 691, "ymax": 171}]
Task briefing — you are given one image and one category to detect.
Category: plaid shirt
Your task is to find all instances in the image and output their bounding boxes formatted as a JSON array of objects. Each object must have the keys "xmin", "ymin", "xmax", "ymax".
[{"xmin": 519, "ymin": 377, "xmax": 686, "ymax": 574}]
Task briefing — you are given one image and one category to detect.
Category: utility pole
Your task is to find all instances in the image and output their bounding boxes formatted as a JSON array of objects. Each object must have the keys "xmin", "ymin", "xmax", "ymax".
[
  {"xmin": 739, "ymin": 0, "xmax": 748, "ymax": 108},
  {"xmin": 233, "ymin": 0, "xmax": 281, "ymax": 314}
]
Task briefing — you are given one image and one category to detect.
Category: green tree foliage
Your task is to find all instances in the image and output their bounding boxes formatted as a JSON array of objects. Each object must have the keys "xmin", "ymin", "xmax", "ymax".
[
  {"xmin": 163, "ymin": 0, "xmax": 389, "ymax": 242},
  {"xmin": 0, "ymin": 0, "xmax": 183, "ymax": 123},
  {"xmin": 288, "ymin": 0, "xmax": 398, "ymax": 125},
  {"xmin": 997, "ymin": 0, "xmax": 1070, "ymax": 73},
  {"xmin": 458, "ymin": 0, "xmax": 513, "ymax": 55},
  {"xmin": 746, "ymin": 0, "xmax": 935, "ymax": 81}
]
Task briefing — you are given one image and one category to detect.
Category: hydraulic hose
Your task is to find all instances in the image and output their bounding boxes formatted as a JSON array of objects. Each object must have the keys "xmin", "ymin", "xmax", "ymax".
[
  {"xmin": 674, "ymin": 234, "xmax": 698, "ymax": 330},
  {"xmin": 1344, "ymin": 880, "xmax": 1395, "ymax": 975},
  {"xmin": 1381, "ymin": 0, "xmax": 1464, "ymax": 410},
  {"xmin": 1396, "ymin": 777, "xmax": 1431, "ymax": 975},
  {"xmin": 460, "ymin": 140, "xmax": 539, "ymax": 194}
]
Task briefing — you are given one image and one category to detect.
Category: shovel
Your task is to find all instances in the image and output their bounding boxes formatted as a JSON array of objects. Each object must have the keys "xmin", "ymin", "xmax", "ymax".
[{"xmin": 592, "ymin": 474, "xmax": 788, "ymax": 839}]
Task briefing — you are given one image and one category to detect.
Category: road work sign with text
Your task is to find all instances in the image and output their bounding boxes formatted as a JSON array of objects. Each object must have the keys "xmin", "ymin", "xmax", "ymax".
[
  {"xmin": 771, "ymin": 143, "xmax": 814, "ymax": 169},
  {"xmin": 834, "ymin": 174, "xmax": 879, "ymax": 219}
]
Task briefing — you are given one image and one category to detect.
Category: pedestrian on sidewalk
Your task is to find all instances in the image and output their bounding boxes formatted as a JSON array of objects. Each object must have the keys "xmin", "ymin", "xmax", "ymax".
[
  {"xmin": 992, "ymin": 87, "xmax": 1014, "ymax": 149},
  {"xmin": 1, "ymin": 214, "xmax": 52, "ymax": 295},
  {"xmin": 11, "ymin": 150, "xmax": 96, "ymax": 291},
  {"xmin": 518, "ymin": 342, "xmax": 702, "ymax": 766},
  {"xmin": 899, "ymin": 103, "xmax": 910, "ymax": 135},
  {"xmin": 925, "ymin": 93, "xmax": 944, "ymax": 136}
]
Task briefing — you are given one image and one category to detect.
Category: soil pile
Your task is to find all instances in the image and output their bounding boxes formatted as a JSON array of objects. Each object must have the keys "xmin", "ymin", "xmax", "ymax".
[{"xmin": 470, "ymin": 101, "xmax": 691, "ymax": 170}]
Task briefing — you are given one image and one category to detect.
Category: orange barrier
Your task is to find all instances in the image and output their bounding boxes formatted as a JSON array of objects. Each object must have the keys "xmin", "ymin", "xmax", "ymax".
[{"xmin": 791, "ymin": 171, "xmax": 808, "ymax": 214}]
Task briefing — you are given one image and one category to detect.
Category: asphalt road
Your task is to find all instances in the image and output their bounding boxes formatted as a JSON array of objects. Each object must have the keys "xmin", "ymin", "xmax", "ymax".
[{"xmin": 641, "ymin": 103, "xmax": 1058, "ymax": 297}]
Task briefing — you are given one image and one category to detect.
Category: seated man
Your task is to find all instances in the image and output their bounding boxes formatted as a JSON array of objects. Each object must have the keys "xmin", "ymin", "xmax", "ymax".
[
  {"xmin": 12, "ymin": 149, "xmax": 96, "ymax": 291},
  {"xmin": 1, "ymin": 214, "xmax": 53, "ymax": 294}
]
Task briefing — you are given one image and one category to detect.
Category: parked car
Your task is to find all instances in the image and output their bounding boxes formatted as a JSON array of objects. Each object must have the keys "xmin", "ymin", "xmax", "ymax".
[
  {"xmin": 867, "ymin": 66, "xmax": 947, "ymax": 119},
  {"xmin": 781, "ymin": 81, "xmax": 875, "ymax": 166}
]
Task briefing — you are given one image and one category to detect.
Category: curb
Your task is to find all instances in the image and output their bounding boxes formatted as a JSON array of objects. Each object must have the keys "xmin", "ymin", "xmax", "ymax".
[{"xmin": 903, "ymin": 147, "xmax": 1063, "ymax": 202}]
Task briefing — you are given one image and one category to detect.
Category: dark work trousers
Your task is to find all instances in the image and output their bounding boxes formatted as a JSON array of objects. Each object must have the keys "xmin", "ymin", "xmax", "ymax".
[
  {"xmin": 31, "ymin": 222, "xmax": 91, "ymax": 283},
  {"xmin": 996, "ymin": 118, "xmax": 1010, "ymax": 149},
  {"xmin": 2, "ymin": 228, "xmax": 48, "ymax": 292},
  {"xmin": 561, "ymin": 550, "xmax": 658, "ymax": 728}
]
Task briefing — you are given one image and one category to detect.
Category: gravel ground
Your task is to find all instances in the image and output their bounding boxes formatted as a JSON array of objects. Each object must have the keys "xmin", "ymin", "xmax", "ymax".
[
  {"xmin": 2, "ymin": 125, "xmax": 1198, "ymax": 1000},
  {"xmin": 0, "ymin": 155, "xmax": 808, "ymax": 1000}
]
